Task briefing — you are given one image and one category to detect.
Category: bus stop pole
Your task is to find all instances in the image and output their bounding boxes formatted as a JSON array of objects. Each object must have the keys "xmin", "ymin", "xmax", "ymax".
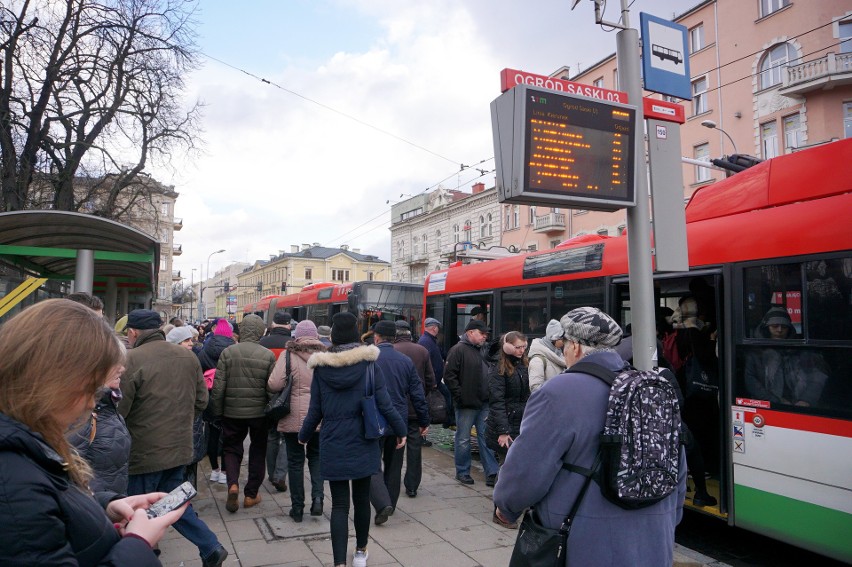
[
  {"xmin": 74, "ymin": 249, "xmax": 95, "ymax": 295},
  {"xmin": 617, "ymin": 5, "xmax": 656, "ymax": 370}
]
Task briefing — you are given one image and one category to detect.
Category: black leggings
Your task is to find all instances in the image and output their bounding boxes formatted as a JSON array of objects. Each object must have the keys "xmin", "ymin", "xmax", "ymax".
[{"xmin": 329, "ymin": 476, "xmax": 371, "ymax": 565}]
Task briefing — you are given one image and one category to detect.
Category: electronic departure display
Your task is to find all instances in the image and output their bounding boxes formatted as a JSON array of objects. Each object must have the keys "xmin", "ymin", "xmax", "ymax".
[{"xmin": 491, "ymin": 84, "xmax": 638, "ymax": 211}]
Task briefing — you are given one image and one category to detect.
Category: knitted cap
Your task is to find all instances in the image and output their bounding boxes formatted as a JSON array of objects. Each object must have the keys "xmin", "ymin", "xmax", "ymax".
[
  {"xmin": 560, "ymin": 307, "xmax": 622, "ymax": 348},
  {"xmin": 545, "ymin": 319, "xmax": 564, "ymax": 341},
  {"xmin": 331, "ymin": 311, "xmax": 359, "ymax": 345},
  {"xmin": 317, "ymin": 325, "xmax": 331, "ymax": 338},
  {"xmin": 294, "ymin": 319, "xmax": 318, "ymax": 339},
  {"xmin": 214, "ymin": 318, "xmax": 233, "ymax": 338},
  {"xmin": 166, "ymin": 326, "xmax": 194, "ymax": 344},
  {"xmin": 374, "ymin": 320, "xmax": 397, "ymax": 338}
]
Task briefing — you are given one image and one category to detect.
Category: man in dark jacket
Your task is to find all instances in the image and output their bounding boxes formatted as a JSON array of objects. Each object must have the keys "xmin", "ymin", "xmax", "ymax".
[
  {"xmin": 370, "ymin": 320, "xmax": 430, "ymax": 525},
  {"xmin": 393, "ymin": 320, "xmax": 436, "ymax": 497},
  {"xmin": 211, "ymin": 314, "xmax": 277, "ymax": 513},
  {"xmin": 120, "ymin": 309, "xmax": 228, "ymax": 567},
  {"xmin": 419, "ymin": 317, "xmax": 454, "ymax": 427},
  {"xmin": 443, "ymin": 319, "xmax": 499, "ymax": 485},
  {"xmin": 259, "ymin": 310, "xmax": 293, "ymax": 493}
]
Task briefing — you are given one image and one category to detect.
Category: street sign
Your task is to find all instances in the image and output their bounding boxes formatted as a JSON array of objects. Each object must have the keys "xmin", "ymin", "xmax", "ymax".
[
  {"xmin": 500, "ymin": 68, "xmax": 628, "ymax": 104},
  {"xmin": 491, "ymin": 84, "xmax": 637, "ymax": 211},
  {"xmin": 640, "ymin": 13, "xmax": 691, "ymax": 100},
  {"xmin": 643, "ymin": 98, "xmax": 685, "ymax": 123}
]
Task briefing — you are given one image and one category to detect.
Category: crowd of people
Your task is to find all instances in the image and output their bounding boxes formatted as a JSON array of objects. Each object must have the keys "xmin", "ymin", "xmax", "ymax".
[{"xmin": 4, "ymin": 289, "xmax": 771, "ymax": 566}]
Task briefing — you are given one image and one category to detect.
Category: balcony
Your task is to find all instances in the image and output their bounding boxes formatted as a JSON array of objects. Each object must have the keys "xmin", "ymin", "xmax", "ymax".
[
  {"xmin": 173, "ymin": 218, "xmax": 183, "ymax": 231},
  {"xmin": 533, "ymin": 212, "xmax": 567, "ymax": 234},
  {"xmin": 172, "ymin": 244, "xmax": 182, "ymax": 256},
  {"xmin": 402, "ymin": 252, "xmax": 429, "ymax": 266},
  {"xmin": 172, "ymin": 270, "xmax": 181, "ymax": 281},
  {"xmin": 779, "ymin": 52, "xmax": 852, "ymax": 96}
]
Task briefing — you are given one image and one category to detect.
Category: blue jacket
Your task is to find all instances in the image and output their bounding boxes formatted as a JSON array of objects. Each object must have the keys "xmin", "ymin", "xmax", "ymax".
[
  {"xmin": 0, "ymin": 413, "xmax": 159, "ymax": 566},
  {"xmin": 418, "ymin": 331, "xmax": 445, "ymax": 383},
  {"xmin": 493, "ymin": 351, "xmax": 686, "ymax": 567},
  {"xmin": 375, "ymin": 342, "xmax": 430, "ymax": 427},
  {"xmin": 300, "ymin": 345, "xmax": 406, "ymax": 481}
]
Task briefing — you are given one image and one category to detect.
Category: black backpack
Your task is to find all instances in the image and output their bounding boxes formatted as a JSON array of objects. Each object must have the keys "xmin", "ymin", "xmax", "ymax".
[{"xmin": 565, "ymin": 361, "xmax": 681, "ymax": 509}]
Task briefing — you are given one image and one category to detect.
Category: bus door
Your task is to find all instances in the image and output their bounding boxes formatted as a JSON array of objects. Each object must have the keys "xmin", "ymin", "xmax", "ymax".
[
  {"xmin": 447, "ymin": 293, "xmax": 493, "ymax": 350},
  {"xmin": 612, "ymin": 270, "xmax": 729, "ymax": 520}
]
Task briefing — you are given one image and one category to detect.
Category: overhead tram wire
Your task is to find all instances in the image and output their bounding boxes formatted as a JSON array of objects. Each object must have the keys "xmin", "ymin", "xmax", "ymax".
[{"xmin": 201, "ymin": 52, "xmax": 460, "ymax": 166}]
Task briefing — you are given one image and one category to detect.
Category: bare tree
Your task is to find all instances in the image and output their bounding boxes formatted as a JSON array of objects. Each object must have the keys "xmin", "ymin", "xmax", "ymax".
[{"xmin": 0, "ymin": 0, "xmax": 202, "ymax": 216}]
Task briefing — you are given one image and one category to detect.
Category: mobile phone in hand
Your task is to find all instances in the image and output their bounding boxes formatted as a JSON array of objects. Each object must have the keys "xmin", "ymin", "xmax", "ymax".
[{"xmin": 146, "ymin": 481, "xmax": 197, "ymax": 519}]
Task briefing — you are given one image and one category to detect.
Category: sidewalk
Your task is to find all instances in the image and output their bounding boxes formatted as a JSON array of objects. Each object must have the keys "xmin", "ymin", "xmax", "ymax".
[{"xmin": 158, "ymin": 445, "xmax": 720, "ymax": 567}]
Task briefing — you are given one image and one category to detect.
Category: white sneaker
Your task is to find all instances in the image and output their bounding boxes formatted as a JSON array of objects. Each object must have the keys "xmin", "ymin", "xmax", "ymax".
[
  {"xmin": 210, "ymin": 470, "xmax": 227, "ymax": 484},
  {"xmin": 353, "ymin": 548, "xmax": 368, "ymax": 567}
]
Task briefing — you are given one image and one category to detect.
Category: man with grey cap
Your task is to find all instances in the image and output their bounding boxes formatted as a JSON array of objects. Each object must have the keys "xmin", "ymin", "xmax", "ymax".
[
  {"xmin": 316, "ymin": 325, "xmax": 332, "ymax": 347},
  {"xmin": 494, "ymin": 307, "xmax": 686, "ymax": 567},
  {"xmin": 527, "ymin": 319, "xmax": 567, "ymax": 393},
  {"xmin": 418, "ymin": 317, "xmax": 453, "ymax": 427}
]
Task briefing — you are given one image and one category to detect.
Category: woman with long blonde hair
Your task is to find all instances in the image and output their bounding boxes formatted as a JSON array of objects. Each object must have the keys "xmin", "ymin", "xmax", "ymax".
[{"xmin": 0, "ymin": 299, "xmax": 186, "ymax": 565}]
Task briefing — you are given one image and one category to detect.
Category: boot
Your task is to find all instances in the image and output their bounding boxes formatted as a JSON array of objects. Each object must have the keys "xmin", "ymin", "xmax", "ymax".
[
  {"xmin": 225, "ymin": 484, "xmax": 239, "ymax": 513},
  {"xmin": 310, "ymin": 497, "xmax": 323, "ymax": 516},
  {"xmin": 289, "ymin": 507, "xmax": 303, "ymax": 522},
  {"xmin": 244, "ymin": 494, "xmax": 262, "ymax": 508}
]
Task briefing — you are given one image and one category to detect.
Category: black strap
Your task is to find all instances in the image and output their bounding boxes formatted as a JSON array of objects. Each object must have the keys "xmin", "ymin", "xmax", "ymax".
[
  {"xmin": 565, "ymin": 361, "xmax": 617, "ymax": 386},
  {"xmin": 364, "ymin": 362, "xmax": 375, "ymax": 396},
  {"xmin": 559, "ymin": 450, "xmax": 601, "ymax": 535}
]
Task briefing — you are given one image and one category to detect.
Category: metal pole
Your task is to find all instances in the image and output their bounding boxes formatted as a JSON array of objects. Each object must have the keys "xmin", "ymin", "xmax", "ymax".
[
  {"xmin": 74, "ymin": 249, "xmax": 95, "ymax": 294},
  {"xmin": 617, "ymin": 1, "xmax": 656, "ymax": 370},
  {"xmin": 190, "ymin": 268, "xmax": 195, "ymax": 323}
]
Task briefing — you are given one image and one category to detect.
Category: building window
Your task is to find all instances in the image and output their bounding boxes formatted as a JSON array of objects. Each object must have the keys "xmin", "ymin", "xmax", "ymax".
[
  {"xmin": 513, "ymin": 205, "xmax": 519, "ymax": 228},
  {"xmin": 689, "ymin": 24, "xmax": 704, "ymax": 53},
  {"xmin": 844, "ymin": 102, "xmax": 852, "ymax": 139},
  {"xmin": 367, "ymin": 271, "xmax": 374, "ymax": 281},
  {"xmin": 159, "ymin": 282, "xmax": 167, "ymax": 299},
  {"xmin": 453, "ymin": 224, "xmax": 460, "ymax": 243},
  {"xmin": 331, "ymin": 269, "xmax": 349, "ymax": 282},
  {"xmin": 550, "ymin": 239, "xmax": 561, "ymax": 248},
  {"xmin": 479, "ymin": 215, "xmax": 486, "ymax": 238},
  {"xmin": 412, "ymin": 236, "xmax": 419, "ymax": 255},
  {"xmin": 528, "ymin": 206, "xmax": 536, "ymax": 225},
  {"xmin": 593, "ymin": 77, "xmax": 604, "ymax": 88},
  {"xmin": 552, "ymin": 207, "xmax": 560, "ymax": 214},
  {"xmin": 304, "ymin": 267, "xmax": 312, "ymax": 280},
  {"xmin": 505, "ymin": 206, "xmax": 511, "ymax": 230},
  {"xmin": 617, "ymin": 224, "xmax": 626, "ymax": 235},
  {"xmin": 597, "ymin": 228, "xmax": 609, "ymax": 236},
  {"xmin": 400, "ymin": 207, "xmax": 423, "ymax": 221},
  {"xmin": 463, "ymin": 219, "xmax": 472, "ymax": 242},
  {"xmin": 435, "ymin": 230, "xmax": 441, "ymax": 252},
  {"xmin": 783, "ymin": 113, "xmax": 804, "ymax": 152},
  {"xmin": 759, "ymin": 43, "xmax": 797, "ymax": 90},
  {"xmin": 422, "ymin": 233, "xmax": 427, "ymax": 254},
  {"xmin": 759, "ymin": 0, "xmax": 789, "ymax": 18},
  {"xmin": 160, "ymin": 202, "xmax": 169, "ymax": 215},
  {"xmin": 160, "ymin": 257, "xmax": 168, "ymax": 271},
  {"xmin": 761, "ymin": 120, "xmax": 779, "ymax": 159},
  {"xmin": 487, "ymin": 213, "xmax": 493, "ymax": 236},
  {"xmin": 527, "ymin": 244, "xmax": 537, "ymax": 251},
  {"xmin": 612, "ymin": 68, "xmax": 618, "ymax": 90},
  {"xmin": 692, "ymin": 76, "xmax": 708, "ymax": 115},
  {"xmin": 841, "ymin": 19, "xmax": 852, "ymax": 54},
  {"xmin": 694, "ymin": 143, "xmax": 711, "ymax": 182}
]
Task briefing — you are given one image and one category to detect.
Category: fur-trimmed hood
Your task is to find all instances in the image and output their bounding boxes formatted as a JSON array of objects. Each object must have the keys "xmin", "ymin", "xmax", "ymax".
[
  {"xmin": 285, "ymin": 336, "xmax": 327, "ymax": 361},
  {"xmin": 308, "ymin": 344, "xmax": 379, "ymax": 369}
]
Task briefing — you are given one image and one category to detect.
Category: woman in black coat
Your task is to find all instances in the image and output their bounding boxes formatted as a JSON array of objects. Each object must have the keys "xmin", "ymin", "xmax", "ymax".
[
  {"xmin": 299, "ymin": 312, "xmax": 407, "ymax": 567},
  {"xmin": 0, "ymin": 299, "xmax": 186, "ymax": 566},
  {"xmin": 196, "ymin": 318, "xmax": 236, "ymax": 483},
  {"xmin": 486, "ymin": 331, "xmax": 530, "ymax": 460}
]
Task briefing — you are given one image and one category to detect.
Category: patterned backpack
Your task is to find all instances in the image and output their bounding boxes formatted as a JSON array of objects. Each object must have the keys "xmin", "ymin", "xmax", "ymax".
[{"xmin": 565, "ymin": 361, "xmax": 681, "ymax": 509}]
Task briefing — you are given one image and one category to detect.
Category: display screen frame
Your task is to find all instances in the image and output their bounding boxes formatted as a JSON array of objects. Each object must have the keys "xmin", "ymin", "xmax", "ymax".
[{"xmin": 492, "ymin": 84, "xmax": 639, "ymax": 211}]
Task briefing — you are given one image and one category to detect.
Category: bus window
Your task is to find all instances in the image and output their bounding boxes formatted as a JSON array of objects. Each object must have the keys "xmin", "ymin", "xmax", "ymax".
[
  {"xmin": 805, "ymin": 258, "xmax": 852, "ymax": 340},
  {"xmin": 500, "ymin": 287, "xmax": 547, "ymax": 336},
  {"xmin": 425, "ymin": 298, "xmax": 445, "ymax": 330},
  {"xmin": 743, "ymin": 263, "xmax": 802, "ymax": 338},
  {"xmin": 550, "ymin": 277, "xmax": 606, "ymax": 320},
  {"xmin": 311, "ymin": 304, "xmax": 330, "ymax": 327}
]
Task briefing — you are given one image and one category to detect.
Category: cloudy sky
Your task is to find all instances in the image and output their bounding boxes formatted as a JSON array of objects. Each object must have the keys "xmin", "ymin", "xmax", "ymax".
[{"xmin": 163, "ymin": 0, "xmax": 688, "ymax": 281}]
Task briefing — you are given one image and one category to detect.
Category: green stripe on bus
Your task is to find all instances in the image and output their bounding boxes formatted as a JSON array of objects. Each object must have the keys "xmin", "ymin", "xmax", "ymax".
[{"xmin": 734, "ymin": 484, "xmax": 852, "ymax": 563}]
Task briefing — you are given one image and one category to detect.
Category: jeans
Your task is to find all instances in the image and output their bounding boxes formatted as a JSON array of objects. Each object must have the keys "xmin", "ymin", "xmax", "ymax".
[
  {"xmin": 206, "ymin": 419, "xmax": 222, "ymax": 471},
  {"xmin": 127, "ymin": 465, "xmax": 221, "ymax": 560},
  {"xmin": 221, "ymin": 416, "xmax": 268, "ymax": 497},
  {"xmin": 266, "ymin": 429, "xmax": 288, "ymax": 482},
  {"xmin": 329, "ymin": 476, "xmax": 371, "ymax": 566},
  {"xmin": 369, "ymin": 435, "xmax": 405, "ymax": 511},
  {"xmin": 403, "ymin": 421, "xmax": 422, "ymax": 493},
  {"xmin": 454, "ymin": 405, "xmax": 499, "ymax": 477},
  {"xmin": 283, "ymin": 432, "xmax": 322, "ymax": 510}
]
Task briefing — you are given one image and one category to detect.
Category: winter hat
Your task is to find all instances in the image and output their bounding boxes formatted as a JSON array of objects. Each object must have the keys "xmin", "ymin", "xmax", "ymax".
[
  {"xmin": 761, "ymin": 306, "xmax": 795, "ymax": 337},
  {"xmin": 294, "ymin": 319, "xmax": 318, "ymax": 339},
  {"xmin": 331, "ymin": 311, "xmax": 359, "ymax": 345},
  {"xmin": 166, "ymin": 326, "xmax": 194, "ymax": 344},
  {"xmin": 560, "ymin": 307, "xmax": 622, "ymax": 348},
  {"xmin": 126, "ymin": 309, "xmax": 162, "ymax": 330},
  {"xmin": 317, "ymin": 325, "xmax": 331, "ymax": 338},
  {"xmin": 395, "ymin": 320, "xmax": 411, "ymax": 331},
  {"xmin": 214, "ymin": 318, "xmax": 233, "ymax": 338},
  {"xmin": 374, "ymin": 320, "xmax": 398, "ymax": 338},
  {"xmin": 273, "ymin": 311, "xmax": 292, "ymax": 325},
  {"xmin": 465, "ymin": 319, "xmax": 490, "ymax": 333},
  {"xmin": 545, "ymin": 319, "xmax": 564, "ymax": 341}
]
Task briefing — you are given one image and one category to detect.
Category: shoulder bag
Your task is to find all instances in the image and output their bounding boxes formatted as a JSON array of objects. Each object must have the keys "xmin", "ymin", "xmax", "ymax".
[
  {"xmin": 264, "ymin": 351, "xmax": 293, "ymax": 422},
  {"xmin": 362, "ymin": 362, "xmax": 389, "ymax": 439},
  {"xmin": 427, "ymin": 388, "xmax": 447, "ymax": 425},
  {"xmin": 508, "ymin": 452, "xmax": 600, "ymax": 567}
]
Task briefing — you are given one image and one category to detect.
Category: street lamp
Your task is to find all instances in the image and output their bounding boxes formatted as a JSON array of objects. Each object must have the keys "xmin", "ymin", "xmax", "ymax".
[
  {"xmin": 202, "ymin": 249, "xmax": 225, "ymax": 319},
  {"xmin": 189, "ymin": 268, "xmax": 197, "ymax": 323},
  {"xmin": 700, "ymin": 119, "xmax": 738, "ymax": 155}
]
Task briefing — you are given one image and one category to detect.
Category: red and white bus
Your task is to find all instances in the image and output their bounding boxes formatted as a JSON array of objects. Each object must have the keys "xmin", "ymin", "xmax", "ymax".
[
  {"xmin": 244, "ymin": 281, "xmax": 424, "ymax": 338},
  {"xmin": 423, "ymin": 139, "xmax": 852, "ymax": 562}
]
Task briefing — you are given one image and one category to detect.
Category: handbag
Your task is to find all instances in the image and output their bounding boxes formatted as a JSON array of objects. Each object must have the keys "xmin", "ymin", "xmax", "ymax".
[
  {"xmin": 427, "ymin": 388, "xmax": 447, "ymax": 425},
  {"xmin": 361, "ymin": 362, "xmax": 390, "ymax": 439},
  {"xmin": 264, "ymin": 351, "xmax": 293, "ymax": 422},
  {"xmin": 508, "ymin": 453, "xmax": 600, "ymax": 567},
  {"xmin": 683, "ymin": 333, "xmax": 718, "ymax": 398},
  {"xmin": 191, "ymin": 413, "xmax": 208, "ymax": 464}
]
